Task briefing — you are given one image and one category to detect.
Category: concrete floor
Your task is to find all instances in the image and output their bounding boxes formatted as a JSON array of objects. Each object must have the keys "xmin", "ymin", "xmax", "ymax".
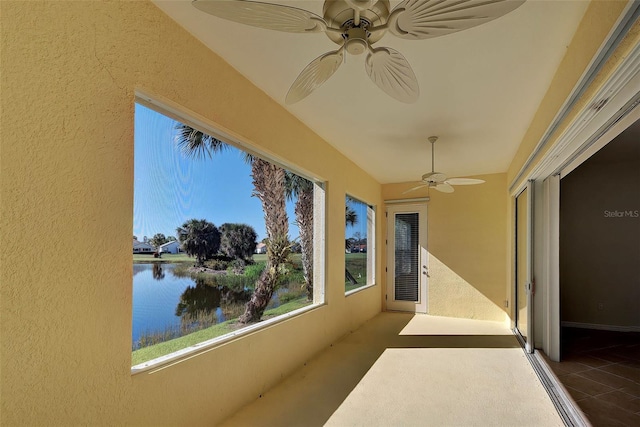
[{"xmin": 220, "ymin": 313, "xmax": 563, "ymax": 426}]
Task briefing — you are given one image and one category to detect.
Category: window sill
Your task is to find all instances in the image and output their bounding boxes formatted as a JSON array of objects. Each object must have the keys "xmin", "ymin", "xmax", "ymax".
[
  {"xmin": 345, "ymin": 283, "xmax": 377, "ymax": 297},
  {"xmin": 131, "ymin": 302, "xmax": 325, "ymax": 375}
]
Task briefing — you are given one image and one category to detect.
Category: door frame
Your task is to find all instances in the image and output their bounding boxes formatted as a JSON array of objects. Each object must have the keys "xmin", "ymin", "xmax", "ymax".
[
  {"xmin": 385, "ymin": 203, "xmax": 428, "ymax": 313},
  {"xmin": 514, "ymin": 180, "xmax": 534, "ymax": 352}
]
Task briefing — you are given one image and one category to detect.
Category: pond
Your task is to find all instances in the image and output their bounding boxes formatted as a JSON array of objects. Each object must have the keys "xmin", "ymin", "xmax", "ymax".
[
  {"xmin": 132, "ymin": 263, "xmax": 251, "ymax": 349},
  {"xmin": 132, "ymin": 262, "xmax": 303, "ymax": 350}
]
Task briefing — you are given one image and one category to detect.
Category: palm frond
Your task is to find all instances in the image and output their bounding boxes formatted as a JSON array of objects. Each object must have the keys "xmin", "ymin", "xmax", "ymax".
[{"xmin": 175, "ymin": 123, "xmax": 228, "ymax": 159}]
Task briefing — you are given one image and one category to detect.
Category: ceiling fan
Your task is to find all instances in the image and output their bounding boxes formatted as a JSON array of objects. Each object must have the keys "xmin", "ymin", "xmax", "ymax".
[
  {"xmin": 192, "ymin": 0, "xmax": 525, "ymax": 104},
  {"xmin": 403, "ymin": 136, "xmax": 485, "ymax": 194}
]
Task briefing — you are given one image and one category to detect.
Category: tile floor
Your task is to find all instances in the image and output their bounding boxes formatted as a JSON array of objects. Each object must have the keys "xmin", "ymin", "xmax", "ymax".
[{"xmin": 542, "ymin": 328, "xmax": 640, "ymax": 426}]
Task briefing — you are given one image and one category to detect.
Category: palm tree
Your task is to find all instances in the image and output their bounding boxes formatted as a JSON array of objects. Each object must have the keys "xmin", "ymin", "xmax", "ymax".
[
  {"xmin": 175, "ymin": 124, "xmax": 289, "ymax": 324},
  {"xmin": 345, "ymin": 196, "xmax": 358, "ymax": 250},
  {"xmin": 285, "ymin": 172, "xmax": 314, "ymax": 300},
  {"xmin": 176, "ymin": 218, "xmax": 221, "ymax": 265},
  {"xmin": 242, "ymin": 158, "xmax": 290, "ymax": 322},
  {"xmin": 345, "ymin": 197, "xmax": 359, "ymax": 285}
]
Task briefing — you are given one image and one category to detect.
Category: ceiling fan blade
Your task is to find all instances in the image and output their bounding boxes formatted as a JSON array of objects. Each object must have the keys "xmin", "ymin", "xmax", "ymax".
[
  {"xmin": 286, "ymin": 48, "xmax": 344, "ymax": 104},
  {"xmin": 192, "ymin": 0, "xmax": 327, "ymax": 33},
  {"xmin": 435, "ymin": 183, "xmax": 454, "ymax": 193},
  {"xmin": 388, "ymin": 0, "xmax": 525, "ymax": 40},
  {"xmin": 402, "ymin": 184, "xmax": 428, "ymax": 194},
  {"xmin": 365, "ymin": 47, "xmax": 419, "ymax": 103},
  {"xmin": 445, "ymin": 178, "xmax": 485, "ymax": 186}
]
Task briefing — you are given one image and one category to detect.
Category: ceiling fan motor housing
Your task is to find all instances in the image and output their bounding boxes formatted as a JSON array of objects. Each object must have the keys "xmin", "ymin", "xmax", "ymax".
[
  {"xmin": 422, "ymin": 172, "xmax": 447, "ymax": 183},
  {"xmin": 345, "ymin": 27, "xmax": 369, "ymax": 54},
  {"xmin": 323, "ymin": 0, "xmax": 390, "ymax": 45}
]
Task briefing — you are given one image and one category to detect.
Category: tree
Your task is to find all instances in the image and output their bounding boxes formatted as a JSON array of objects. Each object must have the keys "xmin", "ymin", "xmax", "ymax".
[
  {"xmin": 345, "ymin": 197, "xmax": 358, "ymax": 227},
  {"xmin": 149, "ymin": 233, "xmax": 168, "ymax": 249},
  {"xmin": 285, "ymin": 172, "xmax": 314, "ymax": 300},
  {"xmin": 175, "ymin": 124, "xmax": 289, "ymax": 324},
  {"xmin": 220, "ymin": 223, "xmax": 258, "ymax": 261},
  {"xmin": 345, "ymin": 198, "xmax": 358, "ymax": 250},
  {"xmin": 176, "ymin": 219, "xmax": 221, "ymax": 265},
  {"xmin": 240, "ymin": 158, "xmax": 290, "ymax": 323},
  {"xmin": 167, "ymin": 236, "xmax": 177, "ymax": 242},
  {"xmin": 345, "ymin": 197, "xmax": 359, "ymax": 284}
]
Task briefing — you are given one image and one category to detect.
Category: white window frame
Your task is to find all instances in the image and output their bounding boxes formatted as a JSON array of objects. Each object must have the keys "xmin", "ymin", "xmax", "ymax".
[
  {"xmin": 131, "ymin": 92, "xmax": 327, "ymax": 374},
  {"xmin": 345, "ymin": 194, "xmax": 376, "ymax": 296}
]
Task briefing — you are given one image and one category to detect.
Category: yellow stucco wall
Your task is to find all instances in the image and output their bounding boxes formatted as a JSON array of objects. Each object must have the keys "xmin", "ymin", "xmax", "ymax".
[
  {"xmin": 382, "ymin": 173, "xmax": 508, "ymax": 322},
  {"xmin": 0, "ymin": 1, "xmax": 382, "ymax": 425}
]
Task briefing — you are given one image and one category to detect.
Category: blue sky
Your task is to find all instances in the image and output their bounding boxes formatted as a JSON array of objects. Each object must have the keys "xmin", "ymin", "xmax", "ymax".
[{"xmin": 133, "ymin": 103, "xmax": 367, "ymax": 243}]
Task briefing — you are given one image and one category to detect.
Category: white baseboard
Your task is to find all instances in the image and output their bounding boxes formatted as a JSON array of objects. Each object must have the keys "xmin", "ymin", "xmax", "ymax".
[{"xmin": 562, "ymin": 321, "xmax": 640, "ymax": 332}]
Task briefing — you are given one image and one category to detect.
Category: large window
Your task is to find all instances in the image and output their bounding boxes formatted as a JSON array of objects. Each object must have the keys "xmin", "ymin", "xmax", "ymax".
[
  {"xmin": 345, "ymin": 195, "xmax": 375, "ymax": 293},
  {"xmin": 132, "ymin": 101, "xmax": 325, "ymax": 370}
]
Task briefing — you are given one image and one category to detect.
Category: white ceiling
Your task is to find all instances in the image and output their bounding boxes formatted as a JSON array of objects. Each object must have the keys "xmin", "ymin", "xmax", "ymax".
[{"xmin": 153, "ymin": 0, "xmax": 590, "ymax": 184}]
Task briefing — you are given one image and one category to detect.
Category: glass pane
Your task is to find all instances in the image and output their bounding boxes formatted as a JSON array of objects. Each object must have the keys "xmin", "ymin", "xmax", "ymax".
[
  {"xmin": 516, "ymin": 188, "xmax": 528, "ymax": 340},
  {"xmin": 132, "ymin": 103, "xmax": 319, "ymax": 367},
  {"xmin": 345, "ymin": 196, "xmax": 374, "ymax": 292},
  {"xmin": 395, "ymin": 213, "xmax": 419, "ymax": 302}
]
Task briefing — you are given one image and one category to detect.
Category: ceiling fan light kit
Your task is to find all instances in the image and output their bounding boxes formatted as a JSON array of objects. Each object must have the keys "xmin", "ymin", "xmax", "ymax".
[{"xmin": 192, "ymin": 0, "xmax": 525, "ymax": 103}]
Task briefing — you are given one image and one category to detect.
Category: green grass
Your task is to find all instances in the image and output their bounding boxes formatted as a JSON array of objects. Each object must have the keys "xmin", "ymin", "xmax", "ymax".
[
  {"xmin": 133, "ymin": 253, "xmax": 194, "ymax": 263},
  {"xmin": 131, "ymin": 297, "xmax": 311, "ymax": 366},
  {"xmin": 345, "ymin": 252, "xmax": 368, "ymax": 291}
]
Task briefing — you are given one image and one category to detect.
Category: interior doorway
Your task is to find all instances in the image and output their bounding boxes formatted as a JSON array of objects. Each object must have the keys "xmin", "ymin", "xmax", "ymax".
[
  {"xmin": 559, "ymin": 120, "xmax": 640, "ymax": 353},
  {"xmin": 544, "ymin": 116, "xmax": 640, "ymax": 425}
]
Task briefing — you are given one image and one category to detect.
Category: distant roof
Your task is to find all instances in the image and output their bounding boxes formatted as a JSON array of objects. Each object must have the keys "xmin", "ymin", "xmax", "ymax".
[
  {"xmin": 159, "ymin": 240, "xmax": 179, "ymax": 248},
  {"xmin": 133, "ymin": 241, "xmax": 154, "ymax": 249}
]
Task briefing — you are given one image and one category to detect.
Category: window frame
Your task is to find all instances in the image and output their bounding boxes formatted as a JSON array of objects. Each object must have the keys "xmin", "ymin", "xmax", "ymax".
[
  {"xmin": 345, "ymin": 194, "xmax": 376, "ymax": 296},
  {"xmin": 131, "ymin": 93, "xmax": 327, "ymax": 374}
]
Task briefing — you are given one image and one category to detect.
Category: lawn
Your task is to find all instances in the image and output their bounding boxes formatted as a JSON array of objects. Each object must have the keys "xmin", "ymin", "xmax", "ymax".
[{"xmin": 345, "ymin": 252, "xmax": 368, "ymax": 291}]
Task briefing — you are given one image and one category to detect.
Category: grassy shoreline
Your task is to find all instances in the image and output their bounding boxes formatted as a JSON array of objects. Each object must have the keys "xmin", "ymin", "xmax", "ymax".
[
  {"xmin": 133, "ymin": 253, "xmax": 194, "ymax": 263},
  {"xmin": 131, "ymin": 297, "xmax": 310, "ymax": 366}
]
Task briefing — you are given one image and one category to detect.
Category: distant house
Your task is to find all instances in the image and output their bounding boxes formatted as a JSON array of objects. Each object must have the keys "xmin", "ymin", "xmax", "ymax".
[
  {"xmin": 351, "ymin": 244, "xmax": 367, "ymax": 253},
  {"xmin": 255, "ymin": 242, "xmax": 266, "ymax": 254},
  {"xmin": 159, "ymin": 240, "xmax": 181, "ymax": 254},
  {"xmin": 133, "ymin": 239, "xmax": 155, "ymax": 254}
]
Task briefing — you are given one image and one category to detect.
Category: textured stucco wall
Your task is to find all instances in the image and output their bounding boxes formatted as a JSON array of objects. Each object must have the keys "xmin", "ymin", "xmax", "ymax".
[
  {"xmin": 382, "ymin": 173, "xmax": 508, "ymax": 322},
  {"xmin": 0, "ymin": 1, "xmax": 382, "ymax": 425}
]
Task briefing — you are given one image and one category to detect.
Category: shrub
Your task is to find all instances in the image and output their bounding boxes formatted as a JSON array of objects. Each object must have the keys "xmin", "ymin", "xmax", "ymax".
[
  {"xmin": 228, "ymin": 259, "xmax": 246, "ymax": 275},
  {"xmin": 204, "ymin": 257, "xmax": 231, "ymax": 271},
  {"xmin": 244, "ymin": 262, "xmax": 266, "ymax": 283}
]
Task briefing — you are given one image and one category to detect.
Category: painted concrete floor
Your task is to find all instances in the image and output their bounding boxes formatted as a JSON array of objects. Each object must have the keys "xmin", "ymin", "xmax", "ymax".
[{"xmin": 220, "ymin": 313, "xmax": 563, "ymax": 426}]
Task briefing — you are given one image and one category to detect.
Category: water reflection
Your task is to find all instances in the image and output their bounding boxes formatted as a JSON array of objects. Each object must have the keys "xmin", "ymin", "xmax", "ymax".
[
  {"xmin": 175, "ymin": 279, "xmax": 250, "ymax": 325},
  {"xmin": 132, "ymin": 263, "xmax": 252, "ymax": 350},
  {"xmin": 152, "ymin": 263, "xmax": 165, "ymax": 280}
]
